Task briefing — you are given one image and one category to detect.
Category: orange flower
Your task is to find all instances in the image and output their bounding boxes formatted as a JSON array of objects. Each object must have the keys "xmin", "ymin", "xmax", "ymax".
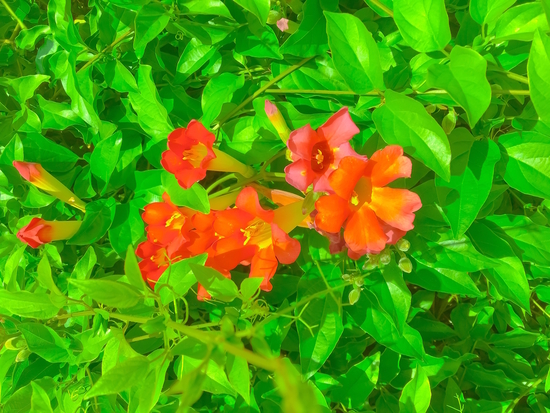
[
  {"xmin": 136, "ymin": 241, "xmax": 186, "ymax": 288},
  {"xmin": 212, "ymin": 187, "xmax": 305, "ymax": 291},
  {"xmin": 17, "ymin": 218, "xmax": 81, "ymax": 248},
  {"xmin": 161, "ymin": 120, "xmax": 255, "ymax": 189},
  {"xmin": 13, "ymin": 161, "xmax": 86, "ymax": 212},
  {"xmin": 315, "ymin": 146, "xmax": 421, "ymax": 256}
]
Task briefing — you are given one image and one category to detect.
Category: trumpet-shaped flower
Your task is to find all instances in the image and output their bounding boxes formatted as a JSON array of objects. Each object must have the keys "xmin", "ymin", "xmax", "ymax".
[
  {"xmin": 284, "ymin": 107, "xmax": 363, "ymax": 192},
  {"xmin": 265, "ymin": 100, "xmax": 291, "ymax": 143},
  {"xmin": 212, "ymin": 187, "xmax": 305, "ymax": 291},
  {"xmin": 17, "ymin": 218, "xmax": 82, "ymax": 248},
  {"xmin": 13, "ymin": 161, "xmax": 86, "ymax": 212},
  {"xmin": 315, "ymin": 146, "xmax": 421, "ymax": 256},
  {"xmin": 161, "ymin": 120, "xmax": 255, "ymax": 189}
]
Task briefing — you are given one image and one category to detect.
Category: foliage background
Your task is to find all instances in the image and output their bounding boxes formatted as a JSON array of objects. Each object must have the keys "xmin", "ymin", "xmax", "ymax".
[{"xmin": 1, "ymin": 0, "xmax": 550, "ymax": 412}]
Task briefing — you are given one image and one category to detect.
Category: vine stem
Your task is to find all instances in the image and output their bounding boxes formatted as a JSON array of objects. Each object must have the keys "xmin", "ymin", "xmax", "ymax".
[
  {"xmin": 77, "ymin": 30, "xmax": 133, "ymax": 73},
  {"xmin": 212, "ymin": 56, "xmax": 315, "ymax": 129},
  {"xmin": 265, "ymin": 88, "xmax": 529, "ymax": 96},
  {"xmin": 506, "ymin": 375, "xmax": 546, "ymax": 412},
  {"xmin": 367, "ymin": 0, "xmax": 394, "ymax": 17},
  {"xmin": 1, "ymin": 0, "xmax": 27, "ymax": 30}
]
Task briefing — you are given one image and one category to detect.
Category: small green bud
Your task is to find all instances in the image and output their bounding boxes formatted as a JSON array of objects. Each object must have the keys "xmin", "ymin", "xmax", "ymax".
[
  {"xmin": 16, "ymin": 349, "xmax": 32, "ymax": 363},
  {"xmin": 442, "ymin": 110, "xmax": 457, "ymax": 135},
  {"xmin": 397, "ymin": 238, "xmax": 410, "ymax": 252},
  {"xmin": 349, "ymin": 288, "xmax": 361, "ymax": 305},
  {"xmin": 4, "ymin": 337, "xmax": 26, "ymax": 350},
  {"xmin": 354, "ymin": 278, "xmax": 364, "ymax": 287},
  {"xmin": 398, "ymin": 257, "xmax": 413, "ymax": 273},
  {"xmin": 367, "ymin": 253, "xmax": 379, "ymax": 265},
  {"xmin": 362, "ymin": 261, "xmax": 377, "ymax": 271},
  {"xmin": 425, "ymin": 104, "xmax": 436, "ymax": 114},
  {"xmin": 342, "ymin": 274, "xmax": 351, "ymax": 281},
  {"xmin": 380, "ymin": 249, "xmax": 391, "ymax": 265}
]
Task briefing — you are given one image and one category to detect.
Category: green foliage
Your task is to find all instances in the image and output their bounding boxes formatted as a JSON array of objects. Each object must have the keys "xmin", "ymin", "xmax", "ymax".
[{"xmin": 1, "ymin": 0, "xmax": 549, "ymax": 412}]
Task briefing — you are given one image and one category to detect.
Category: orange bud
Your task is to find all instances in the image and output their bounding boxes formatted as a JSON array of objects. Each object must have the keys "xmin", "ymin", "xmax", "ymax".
[
  {"xmin": 17, "ymin": 218, "xmax": 82, "ymax": 248},
  {"xmin": 13, "ymin": 161, "xmax": 86, "ymax": 212},
  {"xmin": 265, "ymin": 100, "xmax": 291, "ymax": 144}
]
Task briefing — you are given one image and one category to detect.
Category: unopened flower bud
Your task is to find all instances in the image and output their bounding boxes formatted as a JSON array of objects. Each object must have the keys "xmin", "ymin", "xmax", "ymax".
[
  {"xmin": 398, "ymin": 257, "xmax": 413, "ymax": 273},
  {"xmin": 16, "ymin": 349, "xmax": 32, "ymax": 363},
  {"xmin": 265, "ymin": 100, "xmax": 291, "ymax": 143},
  {"xmin": 442, "ymin": 110, "xmax": 457, "ymax": 135},
  {"xmin": 354, "ymin": 278, "xmax": 364, "ymax": 287},
  {"xmin": 342, "ymin": 274, "xmax": 351, "ymax": 281},
  {"xmin": 380, "ymin": 249, "xmax": 391, "ymax": 265},
  {"xmin": 425, "ymin": 104, "xmax": 436, "ymax": 114},
  {"xmin": 349, "ymin": 288, "xmax": 361, "ymax": 305},
  {"xmin": 4, "ymin": 337, "xmax": 26, "ymax": 350},
  {"xmin": 397, "ymin": 238, "xmax": 410, "ymax": 252}
]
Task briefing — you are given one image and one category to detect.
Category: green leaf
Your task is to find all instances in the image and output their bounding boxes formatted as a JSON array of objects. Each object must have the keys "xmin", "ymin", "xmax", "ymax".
[
  {"xmin": 500, "ymin": 131, "xmax": 550, "ymax": 199},
  {"xmin": 0, "ymin": 74, "xmax": 50, "ymax": 103},
  {"xmin": 154, "ymin": 254, "xmax": 206, "ymax": 304},
  {"xmin": 234, "ymin": 0, "xmax": 270, "ymax": 25},
  {"xmin": 90, "ymin": 131, "xmax": 123, "ymax": 194},
  {"xmin": 15, "ymin": 26, "xmax": 51, "ymax": 50},
  {"xmin": 190, "ymin": 264, "xmax": 239, "ymax": 302},
  {"xmin": 227, "ymin": 354, "xmax": 251, "ymax": 404},
  {"xmin": 393, "ymin": 0, "xmax": 451, "ymax": 52},
  {"xmin": 69, "ymin": 278, "xmax": 143, "ymax": 308},
  {"xmin": 330, "ymin": 352, "xmax": 380, "ymax": 408},
  {"xmin": 105, "ymin": 60, "xmax": 139, "ymax": 93},
  {"xmin": 428, "ymin": 47, "xmax": 491, "ymax": 127},
  {"xmin": 324, "ymin": 11, "xmax": 384, "ymax": 94},
  {"xmin": 435, "ymin": 129, "xmax": 500, "ymax": 237},
  {"xmin": 399, "ymin": 366, "xmax": 431, "ymax": 413},
  {"xmin": 30, "ymin": 382, "xmax": 54, "ymax": 413},
  {"xmin": 528, "ymin": 30, "xmax": 550, "ymax": 127},
  {"xmin": 0, "ymin": 291, "xmax": 62, "ymax": 319},
  {"xmin": 493, "ymin": 3, "xmax": 549, "ymax": 42},
  {"xmin": 71, "ymin": 246, "xmax": 97, "ymax": 280},
  {"xmin": 18, "ymin": 323, "xmax": 72, "ymax": 363},
  {"xmin": 280, "ymin": 0, "xmax": 337, "ymax": 58},
  {"xmin": 161, "ymin": 171, "xmax": 210, "ymax": 213},
  {"xmin": 86, "ymin": 357, "xmax": 149, "ymax": 398},
  {"xmin": 486, "ymin": 214, "xmax": 550, "ymax": 266},
  {"xmin": 236, "ymin": 14, "xmax": 283, "ymax": 59},
  {"xmin": 109, "ymin": 202, "xmax": 145, "ymax": 255},
  {"xmin": 468, "ymin": 221, "xmax": 530, "ymax": 311},
  {"xmin": 128, "ymin": 65, "xmax": 174, "ymax": 142},
  {"xmin": 178, "ymin": 0, "xmax": 234, "ymax": 19},
  {"xmin": 47, "ymin": 0, "xmax": 84, "ymax": 51},
  {"xmin": 372, "ymin": 90, "xmax": 451, "ymax": 181},
  {"xmin": 469, "ymin": 0, "xmax": 515, "ymax": 25},
  {"xmin": 373, "ymin": 263, "xmax": 411, "ymax": 335},
  {"xmin": 201, "ymin": 73, "xmax": 245, "ymax": 126},
  {"xmin": 36, "ymin": 255, "xmax": 64, "ymax": 297},
  {"xmin": 406, "ymin": 262, "xmax": 483, "ymax": 297},
  {"xmin": 68, "ymin": 198, "xmax": 116, "ymax": 245},
  {"xmin": 240, "ymin": 277, "xmax": 263, "ymax": 301},
  {"xmin": 125, "ymin": 246, "xmax": 148, "ymax": 292},
  {"xmin": 133, "ymin": 3, "xmax": 170, "ymax": 54},
  {"xmin": 21, "ymin": 133, "xmax": 79, "ymax": 172},
  {"xmin": 296, "ymin": 264, "xmax": 344, "ymax": 379},
  {"xmin": 176, "ymin": 39, "xmax": 217, "ymax": 78}
]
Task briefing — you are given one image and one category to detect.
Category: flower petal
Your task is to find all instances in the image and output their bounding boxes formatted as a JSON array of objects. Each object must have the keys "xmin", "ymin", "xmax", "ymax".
[
  {"xmin": 315, "ymin": 194, "xmax": 351, "ymax": 233},
  {"xmin": 284, "ymin": 159, "xmax": 316, "ymax": 192},
  {"xmin": 365, "ymin": 145, "xmax": 412, "ymax": 187},
  {"xmin": 287, "ymin": 124, "xmax": 318, "ymax": 160},
  {"xmin": 328, "ymin": 156, "xmax": 368, "ymax": 199},
  {"xmin": 142, "ymin": 202, "xmax": 176, "ymax": 225},
  {"xmin": 344, "ymin": 204, "xmax": 387, "ymax": 254},
  {"xmin": 250, "ymin": 246, "xmax": 278, "ymax": 291},
  {"xmin": 369, "ymin": 187, "xmax": 422, "ymax": 231},
  {"xmin": 236, "ymin": 187, "xmax": 274, "ymax": 223},
  {"xmin": 317, "ymin": 107, "xmax": 360, "ymax": 148},
  {"xmin": 214, "ymin": 209, "xmax": 253, "ymax": 237},
  {"xmin": 333, "ymin": 141, "xmax": 366, "ymax": 165},
  {"xmin": 271, "ymin": 223, "xmax": 300, "ymax": 264}
]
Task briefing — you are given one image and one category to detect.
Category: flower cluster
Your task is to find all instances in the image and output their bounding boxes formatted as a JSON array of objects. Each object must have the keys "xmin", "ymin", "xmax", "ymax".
[{"xmin": 14, "ymin": 104, "xmax": 421, "ymax": 301}]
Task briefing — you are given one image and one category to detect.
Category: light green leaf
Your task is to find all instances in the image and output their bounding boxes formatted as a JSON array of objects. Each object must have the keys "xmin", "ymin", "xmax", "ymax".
[
  {"xmin": 236, "ymin": 14, "xmax": 282, "ymax": 59},
  {"xmin": 161, "ymin": 171, "xmax": 210, "ymax": 213},
  {"xmin": 69, "ymin": 278, "xmax": 143, "ymax": 308},
  {"xmin": 393, "ymin": 0, "xmax": 451, "ymax": 52},
  {"xmin": 201, "ymin": 73, "xmax": 245, "ymax": 126},
  {"xmin": 109, "ymin": 202, "xmax": 145, "ymax": 255},
  {"xmin": 469, "ymin": 0, "xmax": 515, "ymax": 25},
  {"xmin": 227, "ymin": 354, "xmax": 250, "ymax": 404},
  {"xmin": 528, "ymin": 30, "xmax": 550, "ymax": 127},
  {"xmin": 68, "ymin": 198, "xmax": 116, "ymax": 245},
  {"xmin": 372, "ymin": 90, "xmax": 451, "ymax": 181},
  {"xmin": 500, "ymin": 131, "xmax": 550, "ymax": 199},
  {"xmin": 176, "ymin": 39, "xmax": 216, "ymax": 78},
  {"xmin": 190, "ymin": 264, "xmax": 239, "ymax": 302},
  {"xmin": 234, "ymin": 0, "xmax": 270, "ymax": 25},
  {"xmin": 18, "ymin": 323, "xmax": 72, "ymax": 363},
  {"xmin": 133, "ymin": 3, "xmax": 170, "ymax": 53},
  {"xmin": 493, "ymin": 3, "xmax": 549, "ymax": 42},
  {"xmin": 406, "ymin": 262, "xmax": 482, "ymax": 297},
  {"xmin": 325, "ymin": 11, "xmax": 384, "ymax": 94},
  {"xmin": 125, "ymin": 246, "xmax": 147, "ymax": 292},
  {"xmin": 399, "ymin": 366, "xmax": 431, "ymax": 413},
  {"xmin": 428, "ymin": 47, "xmax": 491, "ymax": 127},
  {"xmin": 30, "ymin": 382, "xmax": 54, "ymax": 413},
  {"xmin": 435, "ymin": 129, "xmax": 500, "ymax": 236},
  {"xmin": 86, "ymin": 357, "xmax": 149, "ymax": 398},
  {"xmin": 240, "ymin": 277, "xmax": 263, "ymax": 301},
  {"xmin": 105, "ymin": 60, "xmax": 139, "ymax": 93},
  {"xmin": 0, "ymin": 291, "xmax": 62, "ymax": 319},
  {"xmin": 155, "ymin": 254, "xmax": 207, "ymax": 304},
  {"xmin": 178, "ymin": 0, "xmax": 234, "ymax": 19},
  {"xmin": 90, "ymin": 131, "xmax": 123, "ymax": 194},
  {"xmin": 36, "ymin": 255, "xmax": 64, "ymax": 297}
]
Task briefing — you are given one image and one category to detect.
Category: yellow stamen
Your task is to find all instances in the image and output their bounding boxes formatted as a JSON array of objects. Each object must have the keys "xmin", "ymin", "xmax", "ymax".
[
  {"xmin": 351, "ymin": 191, "xmax": 359, "ymax": 206},
  {"xmin": 315, "ymin": 149, "xmax": 324, "ymax": 165},
  {"xmin": 165, "ymin": 212, "xmax": 182, "ymax": 228}
]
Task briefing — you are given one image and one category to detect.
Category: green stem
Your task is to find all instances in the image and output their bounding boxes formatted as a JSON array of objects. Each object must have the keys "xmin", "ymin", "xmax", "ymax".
[
  {"xmin": 265, "ymin": 88, "xmax": 529, "ymax": 96},
  {"xmin": 0, "ymin": 0, "xmax": 27, "ymax": 30},
  {"xmin": 77, "ymin": 30, "xmax": 133, "ymax": 73},
  {"xmin": 213, "ymin": 56, "xmax": 315, "ymax": 129},
  {"xmin": 206, "ymin": 173, "xmax": 237, "ymax": 194},
  {"xmin": 506, "ymin": 376, "xmax": 546, "ymax": 412},
  {"xmin": 505, "ymin": 72, "xmax": 529, "ymax": 85},
  {"xmin": 367, "ymin": 0, "xmax": 394, "ymax": 16}
]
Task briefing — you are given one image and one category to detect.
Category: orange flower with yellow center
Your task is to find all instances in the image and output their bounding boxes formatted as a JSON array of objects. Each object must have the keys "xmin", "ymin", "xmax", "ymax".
[{"xmin": 315, "ymin": 146, "xmax": 422, "ymax": 256}]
